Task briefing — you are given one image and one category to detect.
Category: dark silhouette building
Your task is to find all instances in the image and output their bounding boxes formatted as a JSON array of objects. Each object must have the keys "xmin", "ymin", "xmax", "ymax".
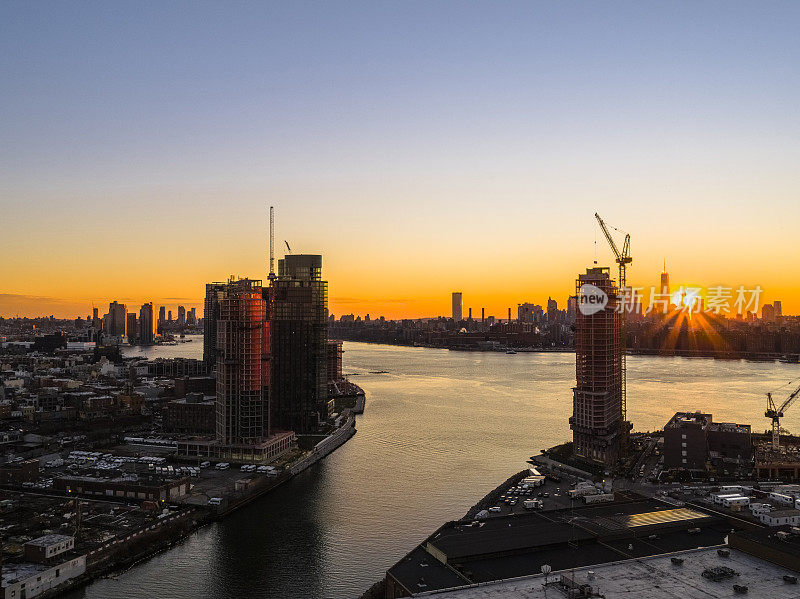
[
  {"xmin": 106, "ymin": 301, "xmax": 127, "ymax": 337},
  {"xmin": 203, "ymin": 281, "xmax": 229, "ymax": 372},
  {"xmin": 126, "ymin": 313, "xmax": 137, "ymax": 344},
  {"xmin": 664, "ymin": 411, "xmax": 752, "ymax": 470},
  {"xmin": 139, "ymin": 302, "xmax": 154, "ymax": 345},
  {"xmin": 271, "ymin": 254, "xmax": 330, "ymax": 433}
]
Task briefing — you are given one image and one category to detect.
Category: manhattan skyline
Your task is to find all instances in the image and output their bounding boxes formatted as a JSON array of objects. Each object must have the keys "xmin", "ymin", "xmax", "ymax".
[{"xmin": 2, "ymin": 2, "xmax": 799, "ymax": 318}]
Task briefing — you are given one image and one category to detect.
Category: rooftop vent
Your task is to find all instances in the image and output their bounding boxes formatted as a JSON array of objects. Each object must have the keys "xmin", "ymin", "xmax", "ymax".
[{"xmin": 702, "ymin": 566, "xmax": 739, "ymax": 582}]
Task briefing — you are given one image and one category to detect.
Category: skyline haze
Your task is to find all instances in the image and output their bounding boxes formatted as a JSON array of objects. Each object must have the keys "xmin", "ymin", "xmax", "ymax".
[{"xmin": 2, "ymin": 2, "xmax": 799, "ymax": 318}]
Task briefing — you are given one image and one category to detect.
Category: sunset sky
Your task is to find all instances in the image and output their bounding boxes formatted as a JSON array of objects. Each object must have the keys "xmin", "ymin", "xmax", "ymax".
[{"xmin": 2, "ymin": 2, "xmax": 799, "ymax": 319}]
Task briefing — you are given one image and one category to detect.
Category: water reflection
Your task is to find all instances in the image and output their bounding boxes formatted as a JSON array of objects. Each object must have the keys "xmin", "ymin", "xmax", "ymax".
[{"xmin": 65, "ymin": 342, "xmax": 798, "ymax": 599}]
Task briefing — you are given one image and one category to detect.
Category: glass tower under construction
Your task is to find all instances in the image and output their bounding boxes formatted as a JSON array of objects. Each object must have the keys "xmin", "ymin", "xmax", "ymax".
[
  {"xmin": 270, "ymin": 254, "xmax": 330, "ymax": 434},
  {"xmin": 570, "ymin": 267, "xmax": 625, "ymax": 465},
  {"xmin": 215, "ymin": 278, "xmax": 271, "ymax": 444}
]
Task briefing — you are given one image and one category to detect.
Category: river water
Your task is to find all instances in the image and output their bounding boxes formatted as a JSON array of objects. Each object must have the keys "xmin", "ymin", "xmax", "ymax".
[{"xmin": 65, "ymin": 338, "xmax": 799, "ymax": 599}]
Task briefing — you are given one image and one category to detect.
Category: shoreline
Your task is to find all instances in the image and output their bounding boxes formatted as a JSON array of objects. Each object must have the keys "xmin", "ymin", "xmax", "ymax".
[
  {"xmin": 335, "ymin": 337, "xmax": 800, "ymax": 363},
  {"xmin": 35, "ymin": 410, "xmax": 361, "ymax": 598}
]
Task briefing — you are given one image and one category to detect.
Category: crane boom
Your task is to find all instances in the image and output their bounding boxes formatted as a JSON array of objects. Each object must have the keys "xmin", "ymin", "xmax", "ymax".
[
  {"xmin": 779, "ymin": 384, "xmax": 800, "ymax": 413},
  {"xmin": 595, "ymin": 213, "xmax": 622, "ymax": 260}
]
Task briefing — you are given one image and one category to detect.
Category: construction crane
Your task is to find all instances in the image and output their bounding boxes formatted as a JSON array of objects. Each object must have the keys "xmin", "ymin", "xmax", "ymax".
[
  {"xmin": 766, "ymin": 382, "xmax": 800, "ymax": 449},
  {"xmin": 595, "ymin": 213, "xmax": 632, "ymax": 290},
  {"xmin": 284, "ymin": 240, "xmax": 292, "ymax": 254},
  {"xmin": 594, "ymin": 213, "xmax": 633, "ymax": 423}
]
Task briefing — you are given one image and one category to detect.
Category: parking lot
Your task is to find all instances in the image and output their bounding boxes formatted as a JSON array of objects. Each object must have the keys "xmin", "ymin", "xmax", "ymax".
[{"xmin": 482, "ymin": 474, "xmax": 588, "ymax": 517}]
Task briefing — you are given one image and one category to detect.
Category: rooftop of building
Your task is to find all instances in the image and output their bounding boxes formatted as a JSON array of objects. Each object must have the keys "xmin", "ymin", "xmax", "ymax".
[
  {"xmin": 708, "ymin": 422, "xmax": 751, "ymax": 434},
  {"xmin": 2, "ymin": 562, "xmax": 51, "ymax": 586},
  {"xmin": 25, "ymin": 533, "xmax": 73, "ymax": 547},
  {"xmin": 767, "ymin": 509, "xmax": 800, "ymax": 517},
  {"xmin": 388, "ymin": 495, "xmax": 732, "ymax": 594},
  {"xmin": 665, "ymin": 411, "xmax": 712, "ymax": 429},
  {"xmin": 170, "ymin": 394, "xmax": 215, "ymax": 405},
  {"xmin": 56, "ymin": 473, "xmax": 188, "ymax": 486},
  {"xmin": 411, "ymin": 546, "xmax": 800, "ymax": 598}
]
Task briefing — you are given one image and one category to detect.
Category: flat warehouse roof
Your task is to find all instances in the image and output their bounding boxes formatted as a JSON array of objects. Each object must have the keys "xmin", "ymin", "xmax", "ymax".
[
  {"xmin": 619, "ymin": 507, "xmax": 711, "ymax": 528},
  {"xmin": 418, "ymin": 547, "xmax": 800, "ymax": 599}
]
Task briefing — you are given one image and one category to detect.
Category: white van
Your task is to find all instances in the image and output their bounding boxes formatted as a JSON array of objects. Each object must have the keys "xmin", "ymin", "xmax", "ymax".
[{"xmin": 208, "ymin": 497, "xmax": 223, "ymax": 505}]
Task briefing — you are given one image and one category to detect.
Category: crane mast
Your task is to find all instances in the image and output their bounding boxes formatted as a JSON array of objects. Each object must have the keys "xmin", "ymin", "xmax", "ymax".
[
  {"xmin": 268, "ymin": 206, "xmax": 276, "ymax": 281},
  {"xmin": 594, "ymin": 213, "xmax": 633, "ymax": 423},
  {"xmin": 766, "ymin": 383, "xmax": 800, "ymax": 449}
]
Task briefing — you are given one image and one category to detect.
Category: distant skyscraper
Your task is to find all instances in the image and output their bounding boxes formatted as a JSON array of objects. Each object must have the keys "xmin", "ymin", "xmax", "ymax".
[
  {"xmin": 567, "ymin": 295, "xmax": 578, "ymax": 324},
  {"xmin": 762, "ymin": 303, "xmax": 775, "ymax": 322},
  {"xmin": 168, "ymin": 310, "xmax": 173, "ymax": 322},
  {"xmin": 187, "ymin": 307, "xmax": 197, "ymax": 325},
  {"xmin": 177, "ymin": 305, "xmax": 186, "ymax": 326},
  {"xmin": 215, "ymin": 278, "xmax": 271, "ymax": 444},
  {"xmin": 157, "ymin": 306, "xmax": 166, "ymax": 333},
  {"xmin": 126, "ymin": 313, "xmax": 137, "ymax": 343},
  {"xmin": 107, "ymin": 301, "xmax": 127, "ymax": 337},
  {"xmin": 203, "ymin": 282, "xmax": 229, "ymax": 372},
  {"xmin": 571, "ymin": 267, "xmax": 625, "ymax": 465},
  {"xmin": 518, "ymin": 303, "xmax": 535, "ymax": 324},
  {"xmin": 774, "ymin": 301, "xmax": 783, "ymax": 318},
  {"xmin": 139, "ymin": 302, "xmax": 154, "ymax": 344},
  {"xmin": 547, "ymin": 297, "xmax": 558, "ymax": 322},
  {"xmin": 660, "ymin": 261, "xmax": 670, "ymax": 298},
  {"xmin": 271, "ymin": 254, "xmax": 329, "ymax": 433},
  {"xmin": 452, "ymin": 292, "xmax": 462, "ymax": 322}
]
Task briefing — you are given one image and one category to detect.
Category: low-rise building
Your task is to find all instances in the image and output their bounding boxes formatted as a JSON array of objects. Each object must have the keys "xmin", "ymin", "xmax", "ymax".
[
  {"xmin": 177, "ymin": 430, "xmax": 296, "ymax": 464},
  {"xmin": 721, "ymin": 495, "xmax": 750, "ymax": 509},
  {"xmin": 163, "ymin": 393, "xmax": 215, "ymax": 435},
  {"xmin": 1, "ymin": 555, "xmax": 86, "ymax": 599},
  {"xmin": 23, "ymin": 534, "xmax": 75, "ymax": 563},
  {"xmin": 54, "ymin": 474, "xmax": 190, "ymax": 503},
  {"xmin": 750, "ymin": 502, "xmax": 773, "ymax": 516},
  {"xmin": 663, "ymin": 411, "xmax": 752, "ymax": 470},
  {"xmin": 760, "ymin": 508, "xmax": 800, "ymax": 527}
]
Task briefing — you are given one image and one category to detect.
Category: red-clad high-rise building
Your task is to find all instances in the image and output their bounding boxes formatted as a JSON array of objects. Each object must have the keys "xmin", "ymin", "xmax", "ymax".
[{"xmin": 215, "ymin": 278, "xmax": 271, "ymax": 444}]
